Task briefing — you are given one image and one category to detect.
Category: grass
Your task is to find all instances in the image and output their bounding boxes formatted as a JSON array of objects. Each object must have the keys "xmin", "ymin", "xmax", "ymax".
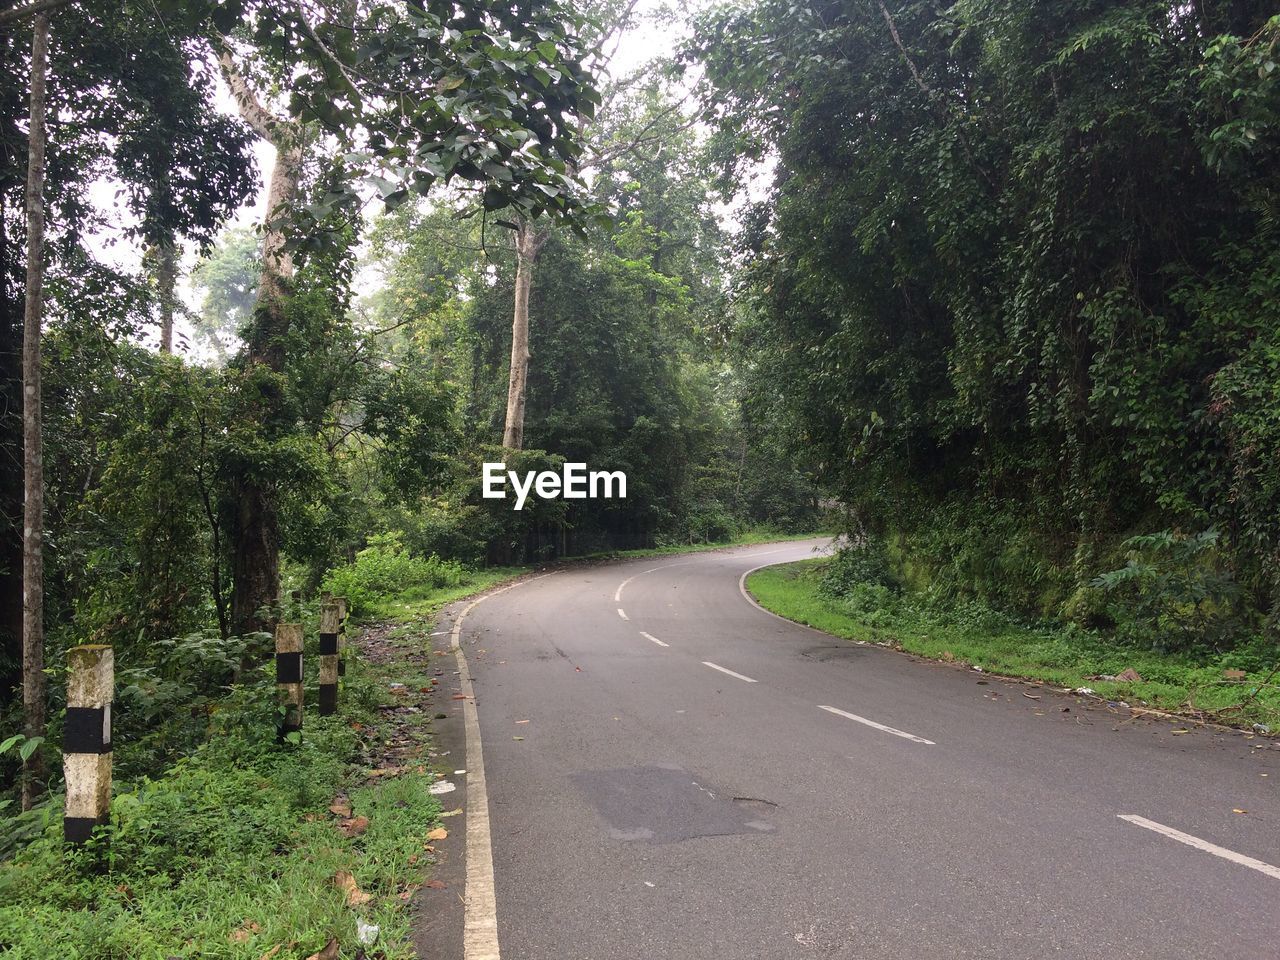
[
  {"xmin": 0, "ymin": 601, "xmax": 462, "ymax": 958},
  {"xmin": 358, "ymin": 565, "xmax": 527, "ymax": 623},
  {"xmin": 747, "ymin": 559, "xmax": 1280, "ymax": 730}
]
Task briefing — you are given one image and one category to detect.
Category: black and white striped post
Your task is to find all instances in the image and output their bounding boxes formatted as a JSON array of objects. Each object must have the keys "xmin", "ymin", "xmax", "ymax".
[
  {"xmin": 318, "ymin": 601, "xmax": 340, "ymax": 715},
  {"xmin": 64, "ymin": 644, "xmax": 112, "ymax": 846},
  {"xmin": 275, "ymin": 622, "xmax": 304, "ymax": 739},
  {"xmin": 334, "ymin": 596, "xmax": 349, "ymax": 678}
]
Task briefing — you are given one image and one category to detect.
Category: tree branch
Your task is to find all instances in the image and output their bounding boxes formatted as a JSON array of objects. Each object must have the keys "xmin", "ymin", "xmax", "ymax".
[
  {"xmin": 0, "ymin": 0, "xmax": 72, "ymax": 26},
  {"xmin": 215, "ymin": 40, "xmax": 284, "ymax": 141}
]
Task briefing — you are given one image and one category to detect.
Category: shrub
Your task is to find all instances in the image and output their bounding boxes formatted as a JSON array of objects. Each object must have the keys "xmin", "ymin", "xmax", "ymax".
[
  {"xmin": 1091, "ymin": 529, "xmax": 1247, "ymax": 652},
  {"xmin": 321, "ymin": 532, "xmax": 468, "ymax": 615}
]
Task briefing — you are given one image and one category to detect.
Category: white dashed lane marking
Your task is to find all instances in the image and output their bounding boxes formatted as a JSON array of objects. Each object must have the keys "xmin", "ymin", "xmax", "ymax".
[
  {"xmin": 640, "ymin": 632, "xmax": 669, "ymax": 648},
  {"xmin": 1118, "ymin": 815, "xmax": 1280, "ymax": 881},
  {"xmin": 702, "ymin": 661, "xmax": 757, "ymax": 683},
  {"xmin": 818, "ymin": 704, "xmax": 935, "ymax": 745}
]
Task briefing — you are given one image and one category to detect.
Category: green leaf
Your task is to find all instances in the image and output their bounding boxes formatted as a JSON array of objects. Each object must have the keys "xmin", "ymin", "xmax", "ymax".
[
  {"xmin": 19, "ymin": 736, "xmax": 44, "ymax": 763},
  {"xmin": 0, "ymin": 734, "xmax": 22, "ymax": 755}
]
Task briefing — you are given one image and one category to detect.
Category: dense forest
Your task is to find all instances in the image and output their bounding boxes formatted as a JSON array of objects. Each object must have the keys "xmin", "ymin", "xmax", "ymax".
[{"xmin": 1, "ymin": 0, "xmax": 1278, "ymax": 953}]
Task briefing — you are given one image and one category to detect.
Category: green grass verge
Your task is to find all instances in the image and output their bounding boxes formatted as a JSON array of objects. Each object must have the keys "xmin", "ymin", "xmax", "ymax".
[
  {"xmin": 747, "ymin": 559, "xmax": 1280, "ymax": 730},
  {"xmin": 0, "ymin": 610, "xmax": 458, "ymax": 958},
  {"xmin": 358, "ymin": 565, "xmax": 526, "ymax": 623}
]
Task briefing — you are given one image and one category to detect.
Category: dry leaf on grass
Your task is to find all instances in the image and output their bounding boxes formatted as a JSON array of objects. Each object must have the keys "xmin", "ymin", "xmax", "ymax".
[
  {"xmin": 329, "ymin": 800, "xmax": 352, "ymax": 817},
  {"xmin": 339, "ymin": 815, "xmax": 370, "ymax": 837},
  {"xmin": 1223, "ymin": 669, "xmax": 1248, "ymax": 681},
  {"xmin": 229, "ymin": 920, "xmax": 261, "ymax": 943},
  {"xmin": 335, "ymin": 870, "xmax": 374, "ymax": 907},
  {"xmin": 305, "ymin": 938, "xmax": 339, "ymax": 960},
  {"xmin": 426, "ymin": 827, "xmax": 448, "ymax": 841},
  {"xmin": 367, "ymin": 766, "xmax": 402, "ymax": 778},
  {"xmin": 258, "ymin": 945, "xmax": 283, "ymax": 960}
]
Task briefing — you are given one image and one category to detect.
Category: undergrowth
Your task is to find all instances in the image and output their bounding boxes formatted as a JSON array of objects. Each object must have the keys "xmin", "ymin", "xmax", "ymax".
[{"xmin": 748, "ymin": 558, "xmax": 1280, "ymax": 730}]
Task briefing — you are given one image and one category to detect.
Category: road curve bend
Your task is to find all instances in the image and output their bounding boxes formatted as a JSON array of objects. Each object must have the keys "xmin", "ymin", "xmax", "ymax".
[{"xmin": 422, "ymin": 539, "xmax": 1279, "ymax": 960}]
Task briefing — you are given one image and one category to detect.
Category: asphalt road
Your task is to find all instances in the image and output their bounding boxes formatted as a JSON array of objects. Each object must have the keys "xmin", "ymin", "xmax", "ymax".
[{"xmin": 421, "ymin": 539, "xmax": 1279, "ymax": 960}]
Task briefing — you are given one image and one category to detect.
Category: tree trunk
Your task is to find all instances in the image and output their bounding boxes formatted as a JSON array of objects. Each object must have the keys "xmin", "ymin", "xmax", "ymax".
[
  {"xmin": 156, "ymin": 237, "xmax": 177, "ymax": 353},
  {"xmin": 20, "ymin": 11, "xmax": 50, "ymax": 811},
  {"xmin": 502, "ymin": 221, "xmax": 549, "ymax": 450},
  {"xmin": 228, "ymin": 139, "xmax": 302, "ymax": 636}
]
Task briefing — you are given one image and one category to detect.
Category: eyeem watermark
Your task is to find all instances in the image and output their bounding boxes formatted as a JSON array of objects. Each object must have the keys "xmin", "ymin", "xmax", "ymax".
[{"xmin": 482, "ymin": 462, "xmax": 627, "ymax": 511}]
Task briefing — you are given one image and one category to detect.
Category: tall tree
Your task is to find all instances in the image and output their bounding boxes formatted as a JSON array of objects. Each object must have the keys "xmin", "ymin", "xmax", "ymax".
[
  {"xmin": 205, "ymin": 0, "xmax": 596, "ymax": 634},
  {"xmin": 20, "ymin": 8, "xmax": 50, "ymax": 810}
]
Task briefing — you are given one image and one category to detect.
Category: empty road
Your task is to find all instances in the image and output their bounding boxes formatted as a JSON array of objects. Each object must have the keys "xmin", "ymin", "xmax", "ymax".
[{"xmin": 420, "ymin": 539, "xmax": 1279, "ymax": 960}]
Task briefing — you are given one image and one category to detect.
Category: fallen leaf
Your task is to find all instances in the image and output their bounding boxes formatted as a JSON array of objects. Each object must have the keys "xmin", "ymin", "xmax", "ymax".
[
  {"xmin": 335, "ymin": 870, "xmax": 374, "ymax": 907},
  {"xmin": 1233, "ymin": 808, "xmax": 1248, "ymax": 814},
  {"xmin": 339, "ymin": 815, "xmax": 370, "ymax": 837},
  {"xmin": 1115, "ymin": 667, "xmax": 1143, "ymax": 683},
  {"xmin": 258, "ymin": 945, "xmax": 283, "ymax": 960},
  {"xmin": 230, "ymin": 920, "xmax": 261, "ymax": 944},
  {"xmin": 515, "ymin": 719, "xmax": 530, "ymax": 724},
  {"xmin": 451, "ymin": 694, "xmax": 468, "ymax": 700},
  {"xmin": 426, "ymin": 879, "xmax": 447, "ymax": 889},
  {"xmin": 367, "ymin": 766, "xmax": 402, "ymax": 778},
  {"xmin": 305, "ymin": 938, "xmax": 339, "ymax": 960},
  {"xmin": 1171, "ymin": 728, "xmax": 1190, "ymax": 735},
  {"xmin": 329, "ymin": 800, "xmax": 352, "ymax": 817},
  {"xmin": 513, "ymin": 736, "xmax": 524, "ymax": 741},
  {"xmin": 426, "ymin": 827, "xmax": 448, "ymax": 841},
  {"xmin": 439, "ymin": 807, "xmax": 463, "ymax": 818},
  {"xmin": 1223, "ymin": 668, "xmax": 1248, "ymax": 681},
  {"xmin": 1023, "ymin": 692, "xmax": 1041, "ymax": 700},
  {"xmin": 939, "ymin": 651, "xmax": 955, "ymax": 662}
]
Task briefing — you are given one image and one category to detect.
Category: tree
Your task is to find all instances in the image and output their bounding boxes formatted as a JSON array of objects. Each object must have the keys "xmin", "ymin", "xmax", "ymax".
[
  {"xmin": 202, "ymin": 0, "xmax": 597, "ymax": 634},
  {"xmin": 693, "ymin": 0, "xmax": 1280, "ymax": 615},
  {"xmin": 19, "ymin": 8, "xmax": 50, "ymax": 811}
]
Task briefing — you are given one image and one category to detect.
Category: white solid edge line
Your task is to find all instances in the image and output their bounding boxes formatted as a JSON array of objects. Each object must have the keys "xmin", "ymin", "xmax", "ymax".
[
  {"xmin": 702, "ymin": 661, "xmax": 758, "ymax": 683},
  {"xmin": 451, "ymin": 572, "xmax": 556, "ymax": 960},
  {"xmin": 617, "ymin": 608, "xmax": 629, "ymax": 621},
  {"xmin": 640, "ymin": 631, "xmax": 669, "ymax": 648},
  {"xmin": 1118, "ymin": 814, "xmax": 1280, "ymax": 881},
  {"xmin": 818, "ymin": 704, "xmax": 936, "ymax": 745}
]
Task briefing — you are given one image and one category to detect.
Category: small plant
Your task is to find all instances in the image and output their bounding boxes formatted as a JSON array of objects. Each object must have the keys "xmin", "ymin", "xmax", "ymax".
[{"xmin": 1091, "ymin": 529, "xmax": 1245, "ymax": 652}]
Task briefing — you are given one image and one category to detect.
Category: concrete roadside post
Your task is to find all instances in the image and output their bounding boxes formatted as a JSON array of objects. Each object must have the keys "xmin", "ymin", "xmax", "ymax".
[
  {"xmin": 334, "ymin": 596, "xmax": 349, "ymax": 678},
  {"xmin": 63, "ymin": 645, "xmax": 113, "ymax": 846},
  {"xmin": 275, "ymin": 622, "xmax": 304, "ymax": 739},
  {"xmin": 318, "ymin": 601, "xmax": 340, "ymax": 715}
]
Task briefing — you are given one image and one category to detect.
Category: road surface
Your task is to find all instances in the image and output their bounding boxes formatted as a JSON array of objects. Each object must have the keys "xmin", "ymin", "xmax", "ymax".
[{"xmin": 417, "ymin": 539, "xmax": 1279, "ymax": 960}]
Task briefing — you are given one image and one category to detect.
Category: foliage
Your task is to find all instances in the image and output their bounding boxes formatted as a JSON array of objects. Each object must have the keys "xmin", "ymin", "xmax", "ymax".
[
  {"xmin": 751, "ymin": 559, "xmax": 1280, "ymax": 729},
  {"xmin": 0, "ymin": 655, "xmax": 443, "ymax": 958},
  {"xmin": 694, "ymin": 0, "xmax": 1280, "ymax": 634},
  {"xmin": 1092, "ymin": 530, "xmax": 1247, "ymax": 652},
  {"xmin": 321, "ymin": 533, "xmax": 468, "ymax": 616}
]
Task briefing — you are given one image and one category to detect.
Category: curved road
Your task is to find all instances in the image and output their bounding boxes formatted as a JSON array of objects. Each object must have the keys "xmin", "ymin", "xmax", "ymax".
[{"xmin": 420, "ymin": 539, "xmax": 1278, "ymax": 960}]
